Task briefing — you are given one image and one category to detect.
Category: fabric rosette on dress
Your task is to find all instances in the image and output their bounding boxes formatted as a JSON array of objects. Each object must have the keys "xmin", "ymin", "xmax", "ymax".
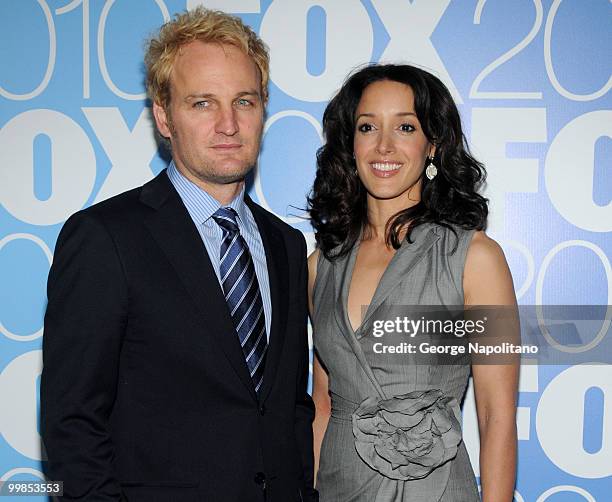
[{"xmin": 352, "ymin": 389, "xmax": 463, "ymax": 501}]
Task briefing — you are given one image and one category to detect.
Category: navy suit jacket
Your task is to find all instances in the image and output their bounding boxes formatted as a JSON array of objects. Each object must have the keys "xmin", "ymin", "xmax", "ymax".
[{"xmin": 41, "ymin": 170, "xmax": 316, "ymax": 501}]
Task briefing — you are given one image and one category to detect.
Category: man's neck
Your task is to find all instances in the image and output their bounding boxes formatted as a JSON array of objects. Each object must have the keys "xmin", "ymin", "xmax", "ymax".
[
  {"xmin": 173, "ymin": 163, "xmax": 244, "ymax": 206},
  {"xmin": 198, "ymin": 180, "xmax": 244, "ymax": 206}
]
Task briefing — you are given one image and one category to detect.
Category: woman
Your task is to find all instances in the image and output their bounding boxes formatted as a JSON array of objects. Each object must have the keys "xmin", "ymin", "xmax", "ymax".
[{"xmin": 307, "ymin": 64, "xmax": 518, "ymax": 501}]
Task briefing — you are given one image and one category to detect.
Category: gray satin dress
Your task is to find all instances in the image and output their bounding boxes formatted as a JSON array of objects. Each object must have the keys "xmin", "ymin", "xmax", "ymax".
[{"xmin": 313, "ymin": 223, "xmax": 480, "ymax": 501}]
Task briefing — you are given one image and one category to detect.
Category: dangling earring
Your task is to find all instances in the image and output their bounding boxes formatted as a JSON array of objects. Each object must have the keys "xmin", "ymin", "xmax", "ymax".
[{"xmin": 425, "ymin": 156, "xmax": 437, "ymax": 180}]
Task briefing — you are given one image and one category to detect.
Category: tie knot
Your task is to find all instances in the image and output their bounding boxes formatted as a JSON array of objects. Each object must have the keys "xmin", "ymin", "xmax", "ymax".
[{"xmin": 212, "ymin": 207, "xmax": 239, "ymax": 235}]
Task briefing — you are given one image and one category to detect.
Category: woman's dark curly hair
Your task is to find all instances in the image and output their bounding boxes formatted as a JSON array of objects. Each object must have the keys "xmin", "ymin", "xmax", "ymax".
[{"xmin": 308, "ymin": 64, "xmax": 488, "ymax": 260}]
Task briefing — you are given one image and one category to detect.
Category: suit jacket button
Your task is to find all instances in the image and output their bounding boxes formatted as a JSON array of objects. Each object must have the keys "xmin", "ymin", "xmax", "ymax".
[
  {"xmin": 259, "ymin": 404, "xmax": 266, "ymax": 416},
  {"xmin": 254, "ymin": 472, "xmax": 266, "ymax": 485}
]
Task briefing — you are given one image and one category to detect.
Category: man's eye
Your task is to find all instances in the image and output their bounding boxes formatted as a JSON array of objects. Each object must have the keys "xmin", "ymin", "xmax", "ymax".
[
  {"xmin": 236, "ymin": 98, "xmax": 253, "ymax": 107},
  {"xmin": 358, "ymin": 123, "xmax": 373, "ymax": 133},
  {"xmin": 194, "ymin": 101, "xmax": 209, "ymax": 108},
  {"xmin": 400, "ymin": 123, "xmax": 415, "ymax": 132}
]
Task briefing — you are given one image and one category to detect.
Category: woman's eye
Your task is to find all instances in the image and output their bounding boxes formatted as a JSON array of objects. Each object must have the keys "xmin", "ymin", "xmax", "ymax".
[
  {"xmin": 236, "ymin": 98, "xmax": 252, "ymax": 107},
  {"xmin": 358, "ymin": 123, "xmax": 373, "ymax": 133},
  {"xmin": 400, "ymin": 123, "xmax": 415, "ymax": 132}
]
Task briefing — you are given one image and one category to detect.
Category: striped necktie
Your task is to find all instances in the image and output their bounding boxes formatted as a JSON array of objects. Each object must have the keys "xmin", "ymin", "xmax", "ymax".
[{"xmin": 212, "ymin": 207, "xmax": 267, "ymax": 394}]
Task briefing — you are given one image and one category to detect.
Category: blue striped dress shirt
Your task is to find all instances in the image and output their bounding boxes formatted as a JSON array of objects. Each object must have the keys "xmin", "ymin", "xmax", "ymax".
[{"xmin": 167, "ymin": 162, "xmax": 272, "ymax": 340}]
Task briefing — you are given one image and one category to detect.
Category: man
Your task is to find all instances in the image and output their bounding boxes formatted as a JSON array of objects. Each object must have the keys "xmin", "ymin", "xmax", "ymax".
[{"xmin": 41, "ymin": 8, "xmax": 316, "ymax": 501}]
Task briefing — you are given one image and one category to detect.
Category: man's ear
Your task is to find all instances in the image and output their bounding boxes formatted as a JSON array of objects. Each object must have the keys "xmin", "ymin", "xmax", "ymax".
[{"xmin": 153, "ymin": 101, "xmax": 171, "ymax": 139}]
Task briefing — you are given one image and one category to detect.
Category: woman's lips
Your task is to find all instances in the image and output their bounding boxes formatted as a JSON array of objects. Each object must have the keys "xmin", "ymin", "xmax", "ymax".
[{"xmin": 370, "ymin": 162, "xmax": 402, "ymax": 177}]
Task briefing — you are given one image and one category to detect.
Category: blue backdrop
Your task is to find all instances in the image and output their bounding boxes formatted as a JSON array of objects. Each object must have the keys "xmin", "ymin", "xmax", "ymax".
[{"xmin": 0, "ymin": 1, "xmax": 610, "ymax": 500}]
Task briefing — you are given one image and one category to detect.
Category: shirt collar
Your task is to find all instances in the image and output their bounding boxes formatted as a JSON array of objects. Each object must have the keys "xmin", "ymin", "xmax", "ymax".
[{"xmin": 166, "ymin": 161, "xmax": 248, "ymax": 225}]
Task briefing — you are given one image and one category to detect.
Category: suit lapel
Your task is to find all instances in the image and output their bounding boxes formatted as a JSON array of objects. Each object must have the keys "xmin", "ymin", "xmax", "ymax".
[
  {"xmin": 359, "ymin": 224, "xmax": 441, "ymax": 331},
  {"xmin": 333, "ymin": 246, "xmax": 387, "ymax": 399},
  {"xmin": 245, "ymin": 196, "xmax": 289, "ymax": 403},
  {"xmin": 141, "ymin": 171, "xmax": 257, "ymax": 401}
]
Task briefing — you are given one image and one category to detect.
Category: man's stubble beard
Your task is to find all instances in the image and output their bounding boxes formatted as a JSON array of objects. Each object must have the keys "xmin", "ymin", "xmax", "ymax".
[
  {"xmin": 201, "ymin": 160, "xmax": 256, "ymax": 185},
  {"xmin": 167, "ymin": 112, "xmax": 262, "ymax": 187}
]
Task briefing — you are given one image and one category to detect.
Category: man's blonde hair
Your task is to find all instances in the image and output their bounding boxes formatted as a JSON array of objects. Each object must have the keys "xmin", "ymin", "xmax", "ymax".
[{"xmin": 145, "ymin": 7, "xmax": 269, "ymax": 110}]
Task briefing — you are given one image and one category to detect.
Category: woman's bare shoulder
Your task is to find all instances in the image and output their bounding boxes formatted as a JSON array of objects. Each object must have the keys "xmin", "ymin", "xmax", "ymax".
[{"xmin": 464, "ymin": 231, "xmax": 515, "ymax": 305}]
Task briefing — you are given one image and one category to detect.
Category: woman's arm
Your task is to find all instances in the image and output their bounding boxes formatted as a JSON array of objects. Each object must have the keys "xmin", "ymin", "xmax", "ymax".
[
  {"xmin": 307, "ymin": 250, "xmax": 332, "ymax": 484},
  {"xmin": 312, "ymin": 354, "xmax": 331, "ymax": 484},
  {"xmin": 464, "ymin": 231, "xmax": 519, "ymax": 502}
]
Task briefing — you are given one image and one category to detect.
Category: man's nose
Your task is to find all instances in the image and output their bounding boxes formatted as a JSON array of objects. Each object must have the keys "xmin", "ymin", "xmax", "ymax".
[{"xmin": 215, "ymin": 106, "xmax": 239, "ymax": 136}]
